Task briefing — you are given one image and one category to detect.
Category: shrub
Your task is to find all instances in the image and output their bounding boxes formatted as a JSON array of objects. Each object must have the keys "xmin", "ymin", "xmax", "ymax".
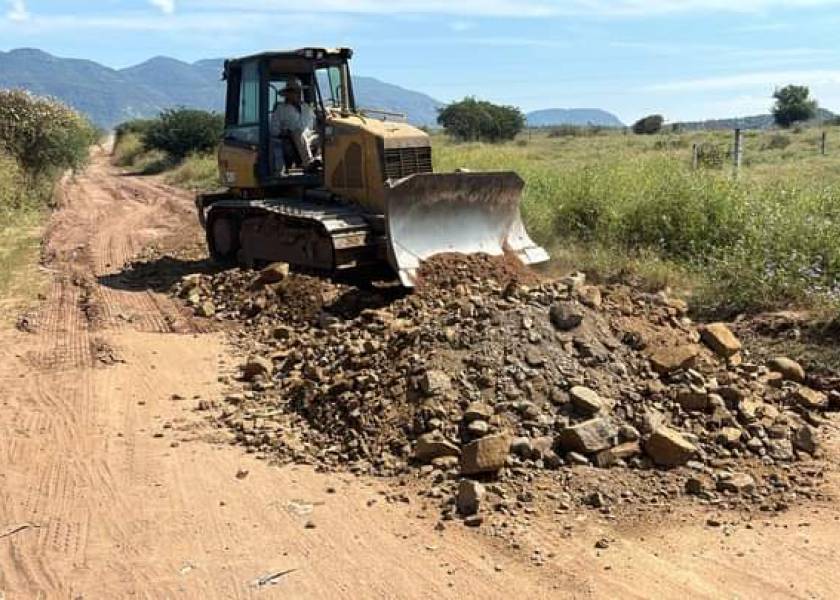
[
  {"xmin": 437, "ymin": 97, "xmax": 525, "ymax": 143},
  {"xmin": 142, "ymin": 108, "xmax": 223, "ymax": 160},
  {"xmin": 632, "ymin": 114, "xmax": 664, "ymax": 135},
  {"xmin": 0, "ymin": 89, "xmax": 96, "ymax": 181},
  {"xmin": 694, "ymin": 143, "xmax": 726, "ymax": 168}
]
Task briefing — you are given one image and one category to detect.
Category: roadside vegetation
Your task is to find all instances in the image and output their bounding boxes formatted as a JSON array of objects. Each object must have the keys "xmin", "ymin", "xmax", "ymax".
[{"xmin": 0, "ymin": 90, "xmax": 96, "ymax": 304}]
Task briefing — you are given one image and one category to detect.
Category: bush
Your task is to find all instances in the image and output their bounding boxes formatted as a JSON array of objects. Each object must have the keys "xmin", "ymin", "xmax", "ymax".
[
  {"xmin": 0, "ymin": 89, "xmax": 96, "ymax": 181},
  {"xmin": 632, "ymin": 114, "xmax": 664, "ymax": 135},
  {"xmin": 694, "ymin": 143, "xmax": 726, "ymax": 168},
  {"xmin": 437, "ymin": 97, "xmax": 525, "ymax": 143},
  {"xmin": 142, "ymin": 108, "xmax": 223, "ymax": 160}
]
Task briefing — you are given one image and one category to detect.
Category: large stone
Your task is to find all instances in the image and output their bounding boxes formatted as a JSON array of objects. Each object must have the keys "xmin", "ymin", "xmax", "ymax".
[
  {"xmin": 241, "ymin": 355, "xmax": 273, "ymax": 381},
  {"xmin": 463, "ymin": 402, "xmax": 493, "ymax": 423},
  {"xmin": 420, "ymin": 370, "xmax": 452, "ymax": 396},
  {"xmin": 593, "ymin": 441, "xmax": 641, "ymax": 468},
  {"xmin": 251, "ymin": 262, "xmax": 290, "ymax": 288},
  {"xmin": 717, "ymin": 473, "xmax": 756, "ymax": 495},
  {"xmin": 556, "ymin": 418, "xmax": 616, "ymax": 454},
  {"xmin": 768, "ymin": 357, "xmax": 805, "ymax": 383},
  {"xmin": 792, "ymin": 386, "xmax": 827, "ymax": 410},
  {"xmin": 792, "ymin": 425, "xmax": 819, "ymax": 455},
  {"xmin": 549, "ymin": 302, "xmax": 584, "ymax": 331},
  {"xmin": 414, "ymin": 432, "xmax": 460, "ymax": 463},
  {"xmin": 644, "ymin": 427, "xmax": 697, "ymax": 467},
  {"xmin": 456, "ymin": 480, "xmax": 485, "ymax": 516},
  {"xmin": 460, "ymin": 434, "xmax": 511, "ymax": 475},
  {"xmin": 649, "ymin": 345, "xmax": 700, "ymax": 374},
  {"xmin": 676, "ymin": 386, "xmax": 710, "ymax": 411},
  {"xmin": 569, "ymin": 386, "xmax": 603, "ymax": 415},
  {"xmin": 700, "ymin": 323, "xmax": 742, "ymax": 358},
  {"xmin": 577, "ymin": 286, "xmax": 602, "ymax": 309}
]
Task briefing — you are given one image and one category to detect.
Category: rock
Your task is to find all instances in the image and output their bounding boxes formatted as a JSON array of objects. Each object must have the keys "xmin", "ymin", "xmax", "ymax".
[
  {"xmin": 792, "ymin": 425, "xmax": 819, "ymax": 455},
  {"xmin": 549, "ymin": 302, "xmax": 584, "ymax": 331},
  {"xmin": 717, "ymin": 473, "xmax": 756, "ymax": 495},
  {"xmin": 556, "ymin": 418, "xmax": 616, "ymax": 454},
  {"xmin": 685, "ymin": 476, "xmax": 709, "ymax": 495},
  {"xmin": 420, "ymin": 370, "xmax": 452, "ymax": 396},
  {"xmin": 593, "ymin": 441, "xmax": 640, "ymax": 468},
  {"xmin": 251, "ymin": 262, "xmax": 290, "ymax": 288},
  {"xmin": 456, "ymin": 480, "xmax": 485, "ymax": 516},
  {"xmin": 414, "ymin": 432, "xmax": 460, "ymax": 463},
  {"xmin": 241, "ymin": 356, "xmax": 273, "ymax": 380},
  {"xmin": 649, "ymin": 345, "xmax": 700, "ymax": 374},
  {"xmin": 768, "ymin": 357, "xmax": 805, "ymax": 383},
  {"xmin": 578, "ymin": 286, "xmax": 602, "ymax": 309},
  {"xmin": 510, "ymin": 437, "xmax": 532, "ymax": 458},
  {"xmin": 560, "ymin": 272, "xmax": 586, "ymax": 291},
  {"xmin": 460, "ymin": 434, "xmax": 511, "ymax": 475},
  {"xmin": 676, "ymin": 386, "xmax": 709, "ymax": 411},
  {"xmin": 463, "ymin": 514, "xmax": 484, "ymax": 527},
  {"xmin": 766, "ymin": 439, "xmax": 794, "ymax": 461},
  {"xmin": 467, "ymin": 420, "xmax": 490, "ymax": 436},
  {"xmin": 463, "ymin": 402, "xmax": 492, "ymax": 423},
  {"xmin": 700, "ymin": 323, "xmax": 741, "ymax": 358},
  {"xmin": 792, "ymin": 386, "xmax": 827, "ymax": 410},
  {"xmin": 716, "ymin": 427, "xmax": 743, "ymax": 446},
  {"xmin": 569, "ymin": 386, "xmax": 603, "ymax": 415},
  {"xmin": 195, "ymin": 300, "xmax": 216, "ymax": 318},
  {"xmin": 644, "ymin": 428, "xmax": 697, "ymax": 467}
]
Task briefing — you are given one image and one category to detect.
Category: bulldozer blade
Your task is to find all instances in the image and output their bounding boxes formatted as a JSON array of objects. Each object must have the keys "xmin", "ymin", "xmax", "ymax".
[{"xmin": 384, "ymin": 171, "xmax": 549, "ymax": 287}]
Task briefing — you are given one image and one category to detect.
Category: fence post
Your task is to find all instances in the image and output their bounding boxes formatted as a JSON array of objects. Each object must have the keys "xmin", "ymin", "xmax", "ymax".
[
  {"xmin": 733, "ymin": 128, "xmax": 743, "ymax": 178},
  {"xmin": 691, "ymin": 143, "xmax": 699, "ymax": 170},
  {"xmin": 821, "ymin": 131, "xmax": 827, "ymax": 156}
]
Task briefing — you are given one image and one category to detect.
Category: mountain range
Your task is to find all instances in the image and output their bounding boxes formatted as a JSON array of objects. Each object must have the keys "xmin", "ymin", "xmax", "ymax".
[{"xmin": 0, "ymin": 48, "xmax": 628, "ymax": 130}]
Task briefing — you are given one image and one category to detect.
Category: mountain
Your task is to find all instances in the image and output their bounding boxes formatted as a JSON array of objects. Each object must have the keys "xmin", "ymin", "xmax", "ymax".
[
  {"xmin": 675, "ymin": 108, "xmax": 837, "ymax": 131},
  {"xmin": 0, "ymin": 48, "xmax": 443, "ymax": 127},
  {"xmin": 526, "ymin": 108, "xmax": 624, "ymax": 128}
]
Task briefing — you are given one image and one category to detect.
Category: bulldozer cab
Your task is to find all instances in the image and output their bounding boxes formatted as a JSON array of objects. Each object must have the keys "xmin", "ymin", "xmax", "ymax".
[{"xmin": 219, "ymin": 47, "xmax": 354, "ymax": 190}]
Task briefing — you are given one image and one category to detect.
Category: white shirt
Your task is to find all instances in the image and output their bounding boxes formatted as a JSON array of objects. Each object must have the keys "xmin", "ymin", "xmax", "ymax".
[{"xmin": 270, "ymin": 102, "xmax": 315, "ymax": 136}]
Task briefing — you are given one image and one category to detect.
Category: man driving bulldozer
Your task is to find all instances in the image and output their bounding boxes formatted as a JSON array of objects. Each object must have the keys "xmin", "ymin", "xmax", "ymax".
[{"xmin": 270, "ymin": 76, "xmax": 320, "ymax": 173}]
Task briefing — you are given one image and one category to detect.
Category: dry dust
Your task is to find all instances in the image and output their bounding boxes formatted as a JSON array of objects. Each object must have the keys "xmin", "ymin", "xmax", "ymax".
[{"xmin": 0, "ymin": 148, "xmax": 838, "ymax": 599}]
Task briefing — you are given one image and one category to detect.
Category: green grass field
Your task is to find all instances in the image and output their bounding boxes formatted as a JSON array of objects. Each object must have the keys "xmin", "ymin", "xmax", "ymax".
[{"xmin": 434, "ymin": 126, "xmax": 840, "ymax": 316}]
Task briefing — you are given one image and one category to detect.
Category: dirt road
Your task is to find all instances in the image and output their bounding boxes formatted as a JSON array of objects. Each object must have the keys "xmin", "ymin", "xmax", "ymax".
[{"xmin": 0, "ymin": 149, "xmax": 838, "ymax": 598}]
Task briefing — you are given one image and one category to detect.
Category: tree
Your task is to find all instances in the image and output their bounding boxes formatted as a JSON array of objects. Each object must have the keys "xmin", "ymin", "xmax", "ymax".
[
  {"xmin": 142, "ymin": 108, "xmax": 223, "ymax": 160},
  {"xmin": 0, "ymin": 89, "xmax": 97, "ymax": 181},
  {"xmin": 772, "ymin": 85, "xmax": 817, "ymax": 128},
  {"xmin": 632, "ymin": 114, "xmax": 664, "ymax": 135},
  {"xmin": 437, "ymin": 97, "xmax": 525, "ymax": 142}
]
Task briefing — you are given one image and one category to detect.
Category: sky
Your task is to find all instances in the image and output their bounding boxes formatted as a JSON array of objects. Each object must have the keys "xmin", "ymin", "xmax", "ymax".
[{"xmin": 3, "ymin": 0, "xmax": 840, "ymax": 123}]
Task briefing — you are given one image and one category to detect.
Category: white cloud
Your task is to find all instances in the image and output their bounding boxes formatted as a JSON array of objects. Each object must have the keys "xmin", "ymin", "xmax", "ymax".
[
  {"xmin": 6, "ymin": 0, "xmax": 29, "ymax": 21},
  {"xmin": 150, "ymin": 0, "xmax": 175, "ymax": 14}
]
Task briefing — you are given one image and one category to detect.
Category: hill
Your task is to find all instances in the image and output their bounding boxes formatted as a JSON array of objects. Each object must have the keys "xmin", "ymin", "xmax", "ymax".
[
  {"xmin": 675, "ymin": 108, "xmax": 837, "ymax": 131},
  {"xmin": 526, "ymin": 108, "xmax": 624, "ymax": 128},
  {"xmin": 0, "ymin": 48, "xmax": 443, "ymax": 128}
]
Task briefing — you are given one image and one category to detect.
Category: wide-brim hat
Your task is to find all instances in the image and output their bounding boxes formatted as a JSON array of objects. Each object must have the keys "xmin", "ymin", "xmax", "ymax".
[{"xmin": 281, "ymin": 77, "xmax": 306, "ymax": 94}]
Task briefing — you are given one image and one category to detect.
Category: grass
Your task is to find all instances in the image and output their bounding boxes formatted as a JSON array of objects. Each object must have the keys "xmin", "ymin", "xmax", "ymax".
[
  {"xmin": 0, "ymin": 153, "xmax": 49, "ymax": 315},
  {"xmin": 434, "ymin": 126, "xmax": 840, "ymax": 316},
  {"xmin": 113, "ymin": 131, "xmax": 218, "ymax": 188}
]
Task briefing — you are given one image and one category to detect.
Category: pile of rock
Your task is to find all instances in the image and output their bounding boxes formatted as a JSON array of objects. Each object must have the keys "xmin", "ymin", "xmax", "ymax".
[{"xmin": 175, "ymin": 256, "xmax": 835, "ymax": 524}]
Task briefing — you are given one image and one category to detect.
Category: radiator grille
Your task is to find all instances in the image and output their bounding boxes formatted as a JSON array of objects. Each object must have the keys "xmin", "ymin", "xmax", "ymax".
[{"xmin": 383, "ymin": 146, "xmax": 433, "ymax": 180}]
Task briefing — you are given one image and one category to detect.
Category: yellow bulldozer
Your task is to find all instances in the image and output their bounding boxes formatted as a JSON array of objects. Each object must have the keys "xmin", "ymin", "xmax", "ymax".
[{"xmin": 196, "ymin": 47, "xmax": 548, "ymax": 286}]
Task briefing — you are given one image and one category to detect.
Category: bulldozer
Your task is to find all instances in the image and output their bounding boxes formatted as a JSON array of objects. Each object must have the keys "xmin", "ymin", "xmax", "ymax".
[{"xmin": 196, "ymin": 47, "xmax": 548, "ymax": 286}]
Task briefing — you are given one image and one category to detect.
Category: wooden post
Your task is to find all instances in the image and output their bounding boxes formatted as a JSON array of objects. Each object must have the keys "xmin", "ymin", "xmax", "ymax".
[
  {"xmin": 821, "ymin": 131, "xmax": 827, "ymax": 156},
  {"xmin": 691, "ymin": 143, "xmax": 699, "ymax": 170},
  {"xmin": 733, "ymin": 128, "xmax": 743, "ymax": 178}
]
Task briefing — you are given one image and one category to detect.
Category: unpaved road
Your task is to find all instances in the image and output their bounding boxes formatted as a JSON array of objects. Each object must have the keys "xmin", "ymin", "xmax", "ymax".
[{"xmin": 0, "ymin": 149, "xmax": 838, "ymax": 599}]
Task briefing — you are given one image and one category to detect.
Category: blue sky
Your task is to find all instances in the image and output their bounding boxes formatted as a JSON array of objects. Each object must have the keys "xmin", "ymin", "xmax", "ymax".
[{"xmin": 3, "ymin": 0, "xmax": 840, "ymax": 122}]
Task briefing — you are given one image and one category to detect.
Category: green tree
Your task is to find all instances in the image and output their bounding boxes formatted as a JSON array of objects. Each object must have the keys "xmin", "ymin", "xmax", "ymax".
[
  {"xmin": 0, "ymin": 89, "xmax": 97, "ymax": 181},
  {"xmin": 772, "ymin": 85, "xmax": 817, "ymax": 128},
  {"xmin": 437, "ymin": 97, "xmax": 525, "ymax": 142},
  {"xmin": 142, "ymin": 108, "xmax": 223, "ymax": 160},
  {"xmin": 632, "ymin": 114, "xmax": 664, "ymax": 135}
]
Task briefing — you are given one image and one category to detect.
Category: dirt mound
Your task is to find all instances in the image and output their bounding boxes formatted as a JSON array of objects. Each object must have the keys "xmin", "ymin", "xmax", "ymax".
[
  {"xmin": 173, "ymin": 255, "xmax": 836, "ymax": 526},
  {"xmin": 415, "ymin": 252, "xmax": 542, "ymax": 292}
]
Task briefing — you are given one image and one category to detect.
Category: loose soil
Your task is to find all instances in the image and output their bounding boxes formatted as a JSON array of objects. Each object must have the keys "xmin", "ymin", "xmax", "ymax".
[{"xmin": 0, "ymin": 148, "xmax": 839, "ymax": 599}]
